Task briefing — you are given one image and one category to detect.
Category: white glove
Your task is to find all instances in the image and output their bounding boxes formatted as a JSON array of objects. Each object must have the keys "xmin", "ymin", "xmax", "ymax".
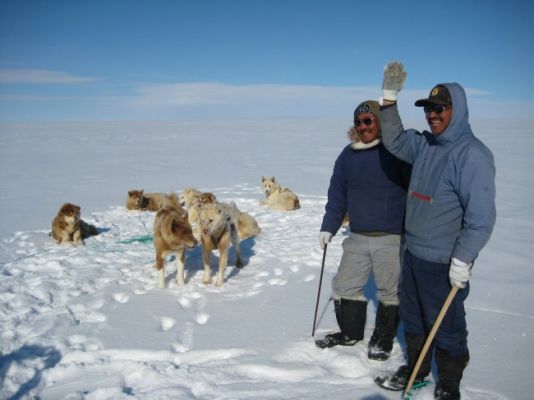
[
  {"xmin": 449, "ymin": 258, "xmax": 472, "ymax": 289},
  {"xmin": 319, "ymin": 231, "xmax": 332, "ymax": 249},
  {"xmin": 382, "ymin": 61, "xmax": 407, "ymax": 101}
]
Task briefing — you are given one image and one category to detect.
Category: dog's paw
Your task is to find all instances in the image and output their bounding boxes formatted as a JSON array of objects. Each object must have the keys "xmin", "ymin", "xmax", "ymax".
[{"xmin": 215, "ymin": 273, "xmax": 225, "ymax": 287}]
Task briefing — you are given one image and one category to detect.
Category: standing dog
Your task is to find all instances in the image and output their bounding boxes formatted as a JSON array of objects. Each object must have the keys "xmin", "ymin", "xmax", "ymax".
[
  {"xmin": 153, "ymin": 206, "xmax": 197, "ymax": 288},
  {"xmin": 260, "ymin": 176, "xmax": 300, "ymax": 211},
  {"xmin": 198, "ymin": 203, "xmax": 243, "ymax": 287},
  {"xmin": 179, "ymin": 188, "xmax": 261, "ymax": 241},
  {"xmin": 126, "ymin": 189, "xmax": 179, "ymax": 211},
  {"xmin": 188, "ymin": 191, "xmax": 218, "ymax": 227},
  {"xmin": 179, "ymin": 188, "xmax": 217, "ymax": 238},
  {"xmin": 178, "ymin": 187, "xmax": 202, "ymax": 210},
  {"xmin": 51, "ymin": 203, "xmax": 98, "ymax": 245}
]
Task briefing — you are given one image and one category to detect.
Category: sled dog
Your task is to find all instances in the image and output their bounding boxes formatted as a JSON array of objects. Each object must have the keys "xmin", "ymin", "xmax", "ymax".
[
  {"xmin": 211, "ymin": 201, "xmax": 261, "ymax": 240},
  {"xmin": 178, "ymin": 188, "xmax": 217, "ymax": 233},
  {"xmin": 153, "ymin": 206, "xmax": 198, "ymax": 288},
  {"xmin": 200, "ymin": 200, "xmax": 260, "ymax": 241},
  {"xmin": 260, "ymin": 176, "xmax": 300, "ymax": 211},
  {"xmin": 178, "ymin": 187, "xmax": 202, "ymax": 209},
  {"xmin": 188, "ymin": 191, "xmax": 218, "ymax": 226},
  {"xmin": 198, "ymin": 203, "xmax": 243, "ymax": 287},
  {"xmin": 179, "ymin": 188, "xmax": 260, "ymax": 241},
  {"xmin": 51, "ymin": 203, "xmax": 98, "ymax": 245},
  {"xmin": 236, "ymin": 209, "xmax": 261, "ymax": 240},
  {"xmin": 126, "ymin": 189, "xmax": 179, "ymax": 211}
]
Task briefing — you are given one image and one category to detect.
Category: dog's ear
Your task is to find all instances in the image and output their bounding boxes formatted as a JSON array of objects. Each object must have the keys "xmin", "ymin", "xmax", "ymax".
[
  {"xmin": 261, "ymin": 176, "xmax": 265, "ymax": 182},
  {"xmin": 272, "ymin": 177, "xmax": 276, "ymax": 183},
  {"xmin": 128, "ymin": 190, "xmax": 134, "ymax": 196},
  {"xmin": 140, "ymin": 189, "xmax": 144, "ymax": 196}
]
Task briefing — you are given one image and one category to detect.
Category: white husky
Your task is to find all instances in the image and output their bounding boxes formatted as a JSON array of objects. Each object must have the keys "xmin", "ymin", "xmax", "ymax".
[{"xmin": 260, "ymin": 176, "xmax": 300, "ymax": 211}]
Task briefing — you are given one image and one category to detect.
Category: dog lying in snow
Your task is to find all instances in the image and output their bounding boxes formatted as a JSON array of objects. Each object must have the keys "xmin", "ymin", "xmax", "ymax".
[
  {"xmin": 260, "ymin": 176, "xmax": 300, "ymax": 211},
  {"xmin": 126, "ymin": 189, "xmax": 179, "ymax": 212},
  {"xmin": 51, "ymin": 203, "xmax": 98, "ymax": 245},
  {"xmin": 153, "ymin": 205, "xmax": 197, "ymax": 288}
]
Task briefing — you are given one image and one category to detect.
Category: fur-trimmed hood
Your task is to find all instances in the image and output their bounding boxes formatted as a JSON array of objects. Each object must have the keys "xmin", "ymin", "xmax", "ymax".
[{"xmin": 347, "ymin": 126, "xmax": 381, "ymax": 150}]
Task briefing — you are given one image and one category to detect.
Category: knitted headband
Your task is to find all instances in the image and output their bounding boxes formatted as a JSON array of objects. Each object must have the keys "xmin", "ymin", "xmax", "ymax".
[{"xmin": 354, "ymin": 103, "xmax": 374, "ymax": 116}]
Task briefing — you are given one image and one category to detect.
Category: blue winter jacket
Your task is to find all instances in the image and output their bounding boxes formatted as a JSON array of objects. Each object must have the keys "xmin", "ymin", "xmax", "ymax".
[
  {"xmin": 321, "ymin": 142, "xmax": 410, "ymax": 236},
  {"xmin": 380, "ymin": 83, "xmax": 496, "ymax": 264}
]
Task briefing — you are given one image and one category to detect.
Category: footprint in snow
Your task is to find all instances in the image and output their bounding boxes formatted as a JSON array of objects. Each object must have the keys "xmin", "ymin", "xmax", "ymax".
[
  {"xmin": 112, "ymin": 292, "xmax": 130, "ymax": 303},
  {"xmin": 173, "ymin": 321, "xmax": 194, "ymax": 352},
  {"xmin": 178, "ymin": 296, "xmax": 192, "ymax": 308},
  {"xmin": 268, "ymin": 278, "xmax": 287, "ymax": 286},
  {"xmin": 195, "ymin": 312, "xmax": 210, "ymax": 325},
  {"xmin": 303, "ymin": 273, "xmax": 315, "ymax": 282},
  {"xmin": 160, "ymin": 317, "xmax": 176, "ymax": 331}
]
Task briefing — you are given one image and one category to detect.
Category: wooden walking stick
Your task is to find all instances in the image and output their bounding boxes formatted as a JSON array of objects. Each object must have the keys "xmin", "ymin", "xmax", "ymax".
[
  {"xmin": 311, "ymin": 243, "xmax": 327, "ymax": 337},
  {"xmin": 403, "ymin": 286, "xmax": 459, "ymax": 398}
]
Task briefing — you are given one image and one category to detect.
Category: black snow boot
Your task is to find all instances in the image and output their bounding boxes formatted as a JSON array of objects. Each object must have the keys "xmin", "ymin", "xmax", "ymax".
[
  {"xmin": 368, "ymin": 303, "xmax": 399, "ymax": 361},
  {"xmin": 375, "ymin": 334, "xmax": 433, "ymax": 391},
  {"xmin": 315, "ymin": 299, "xmax": 367, "ymax": 349},
  {"xmin": 434, "ymin": 348, "xmax": 469, "ymax": 400}
]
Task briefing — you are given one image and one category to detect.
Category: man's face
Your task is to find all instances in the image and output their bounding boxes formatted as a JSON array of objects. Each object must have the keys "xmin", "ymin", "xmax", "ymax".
[
  {"xmin": 425, "ymin": 104, "xmax": 452, "ymax": 135},
  {"xmin": 355, "ymin": 112, "xmax": 380, "ymax": 143}
]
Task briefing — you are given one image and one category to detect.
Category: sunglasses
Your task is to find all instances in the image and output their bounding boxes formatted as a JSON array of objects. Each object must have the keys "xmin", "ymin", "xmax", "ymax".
[
  {"xmin": 355, "ymin": 117, "xmax": 376, "ymax": 127},
  {"xmin": 423, "ymin": 104, "xmax": 451, "ymax": 114}
]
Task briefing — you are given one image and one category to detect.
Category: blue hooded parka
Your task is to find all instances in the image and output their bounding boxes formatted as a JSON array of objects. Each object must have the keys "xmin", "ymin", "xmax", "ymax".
[{"xmin": 380, "ymin": 83, "xmax": 496, "ymax": 264}]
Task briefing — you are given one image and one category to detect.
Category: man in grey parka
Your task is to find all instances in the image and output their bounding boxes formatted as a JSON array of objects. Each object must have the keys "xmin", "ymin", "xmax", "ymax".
[{"xmin": 374, "ymin": 62, "xmax": 496, "ymax": 400}]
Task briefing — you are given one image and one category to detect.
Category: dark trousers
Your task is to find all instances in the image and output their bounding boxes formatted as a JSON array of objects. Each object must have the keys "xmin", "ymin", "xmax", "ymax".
[{"xmin": 400, "ymin": 250, "xmax": 469, "ymax": 355}]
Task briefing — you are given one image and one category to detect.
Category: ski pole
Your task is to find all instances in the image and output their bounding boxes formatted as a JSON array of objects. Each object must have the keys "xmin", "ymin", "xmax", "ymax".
[
  {"xmin": 403, "ymin": 286, "xmax": 459, "ymax": 399},
  {"xmin": 311, "ymin": 243, "xmax": 328, "ymax": 337}
]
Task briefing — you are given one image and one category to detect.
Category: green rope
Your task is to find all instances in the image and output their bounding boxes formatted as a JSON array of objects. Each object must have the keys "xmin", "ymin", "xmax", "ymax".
[
  {"xmin": 403, "ymin": 381, "xmax": 431, "ymax": 399},
  {"xmin": 117, "ymin": 234, "xmax": 153, "ymax": 244}
]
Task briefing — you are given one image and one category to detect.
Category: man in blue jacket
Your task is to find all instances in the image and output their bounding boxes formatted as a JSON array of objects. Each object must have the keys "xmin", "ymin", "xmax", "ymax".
[
  {"xmin": 317, "ymin": 100, "xmax": 410, "ymax": 362},
  {"xmin": 375, "ymin": 63, "xmax": 496, "ymax": 400}
]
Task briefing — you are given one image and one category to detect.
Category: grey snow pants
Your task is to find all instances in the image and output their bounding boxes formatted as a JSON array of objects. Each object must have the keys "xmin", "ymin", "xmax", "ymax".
[{"xmin": 332, "ymin": 232, "xmax": 401, "ymax": 305}]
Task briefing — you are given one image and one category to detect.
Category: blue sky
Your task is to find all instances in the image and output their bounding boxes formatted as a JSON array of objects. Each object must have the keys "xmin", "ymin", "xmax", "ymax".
[{"xmin": 0, "ymin": 0, "xmax": 532, "ymax": 122}]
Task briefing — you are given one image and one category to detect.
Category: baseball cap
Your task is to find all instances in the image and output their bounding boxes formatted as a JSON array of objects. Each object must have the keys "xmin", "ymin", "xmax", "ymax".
[{"xmin": 415, "ymin": 84, "xmax": 452, "ymax": 107}]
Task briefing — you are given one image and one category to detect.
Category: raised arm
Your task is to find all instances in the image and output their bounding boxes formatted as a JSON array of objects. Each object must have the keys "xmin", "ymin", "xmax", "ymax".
[{"xmin": 379, "ymin": 62, "xmax": 423, "ymax": 164}]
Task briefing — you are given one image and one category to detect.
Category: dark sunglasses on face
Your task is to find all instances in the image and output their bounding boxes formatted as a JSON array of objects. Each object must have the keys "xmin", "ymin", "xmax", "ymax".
[
  {"xmin": 424, "ymin": 104, "xmax": 451, "ymax": 114},
  {"xmin": 355, "ymin": 117, "xmax": 376, "ymax": 127}
]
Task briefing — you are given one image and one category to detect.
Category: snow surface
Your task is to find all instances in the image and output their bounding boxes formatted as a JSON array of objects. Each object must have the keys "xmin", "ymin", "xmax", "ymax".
[{"xmin": 0, "ymin": 118, "xmax": 532, "ymax": 399}]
